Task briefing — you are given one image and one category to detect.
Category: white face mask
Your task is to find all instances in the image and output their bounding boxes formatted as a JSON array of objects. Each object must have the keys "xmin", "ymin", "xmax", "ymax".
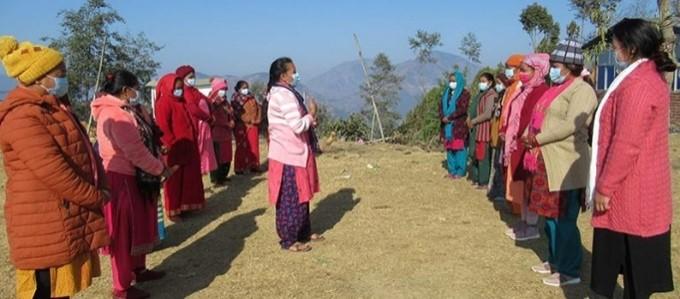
[
  {"xmin": 449, "ymin": 82, "xmax": 457, "ymax": 90},
  {"xmin": 186, "ymin": 78, "xmax": 196, "ymax": 87},
  {"xmin": 478, "ymin": 82, "xmax": 489, "ymax": 91},
  {"xmin": 173, "ymin": 88, "xmax": 183, "ymax": 97},
  {"xmin": 504, "ymin": 68, "xmax": 514, "ymax": 78},
  {"xmin": 495, "ymin": 83, "xmax": 505, "ymax": 92},
  {"xmin": 239, "ymin": 88, "xmax": 249, "ymax": 96},
  {"xmin": 217, "ymin": 90, "xmax": 226, "ymax": 97}
]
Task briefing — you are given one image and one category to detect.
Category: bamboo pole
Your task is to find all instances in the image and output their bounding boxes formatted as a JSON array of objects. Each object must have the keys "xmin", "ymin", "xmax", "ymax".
[
  {"xmin": 353, "ymin": 33, "xmax": 385, "ymax": 141},
  {"xmin": 86, "ymin": 34, "xmax": 108, "ymax": 135}
]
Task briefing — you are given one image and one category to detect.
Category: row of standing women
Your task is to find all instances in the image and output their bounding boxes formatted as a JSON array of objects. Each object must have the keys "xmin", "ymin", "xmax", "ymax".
[
  {"xmin": 440, "ymin": 18, "xmax": 674, "ymax": 298},
  {"xmin": 0, "ymin": 32, "xmax": 267, "ymax": 298}
]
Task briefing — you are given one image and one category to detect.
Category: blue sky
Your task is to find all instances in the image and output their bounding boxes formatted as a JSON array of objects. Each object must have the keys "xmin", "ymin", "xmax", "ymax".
[{"xmin": 0, "ymin": 0, "xmax": 652, "ymax": 78}]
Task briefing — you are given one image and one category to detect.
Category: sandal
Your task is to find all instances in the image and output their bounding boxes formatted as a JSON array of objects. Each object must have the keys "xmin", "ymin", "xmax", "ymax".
[
  {"xmin": 310, "ymin": 234, "xmax": 325, "ymax": 242},
  {"xmin": 287, "ymin": 242, "xmax": 311, "ymax": 253}
]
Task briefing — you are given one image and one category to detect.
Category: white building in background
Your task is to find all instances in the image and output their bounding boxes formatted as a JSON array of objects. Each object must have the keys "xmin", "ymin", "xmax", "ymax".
[{"xmin": 145, "ymin": 78, "xmax": 213, "ymax": 113}]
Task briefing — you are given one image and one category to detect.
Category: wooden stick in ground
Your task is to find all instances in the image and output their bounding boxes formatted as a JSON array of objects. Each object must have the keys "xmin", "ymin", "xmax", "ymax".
[{"xmin": 353, "ymin": 33, "xmax": 385, "ymax": 141}]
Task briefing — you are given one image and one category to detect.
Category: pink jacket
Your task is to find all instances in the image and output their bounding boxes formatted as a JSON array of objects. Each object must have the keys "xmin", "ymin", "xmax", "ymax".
[
  {"xmin": 592, "ymin": 61, "xmax": 672, "ymax": 237},
  {"xmin": 92, "ymin": 95, "xmax": 164, "ymax": 176},
  {"xmin": 266, "ymin": 86, "xmax": 314, "ymax": 167}
]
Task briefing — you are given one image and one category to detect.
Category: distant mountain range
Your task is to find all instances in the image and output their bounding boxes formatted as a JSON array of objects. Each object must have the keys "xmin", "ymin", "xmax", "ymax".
[{"xmin": 1, "ymin": 51, "xmax": 481, "ymax": 116}]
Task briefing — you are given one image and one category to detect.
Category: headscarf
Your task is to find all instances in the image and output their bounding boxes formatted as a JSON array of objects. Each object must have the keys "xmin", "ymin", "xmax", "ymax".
[
  {"xmin": 155, "ymin": 73, "xmax": 182, "ymax": 103},
  {"xmin": 175, "ymin": 65, "xmax": 195, "ymax": 79},
  {"xmin": 441, "ymin": 71, "xmax": 466, "ymax": 141},
  {"xmin": 503, "ymin": 53, "xmax": 549, "ymax": 164},
  {"xmin": 499, "ymin": 54, "xmax": 525, "ymax": 132}
]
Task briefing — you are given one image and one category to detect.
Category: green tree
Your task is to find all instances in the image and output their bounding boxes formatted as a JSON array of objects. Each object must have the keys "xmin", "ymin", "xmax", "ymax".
[
  {"xmin": 408, "ymin": 30, "xmax": 443, "ymax": 95},
  {"xmin": 570, "ymin": 0, "xmax": 622, "ymax": 56},
  {"xmin": 360, "ymin": 53, "xmax": 403, "ymax": 137},
  {"xmin": 658, "ymin": 0, "xmax": 678, "ymax": 85},
  {"xmin": 567, "ymin": 20, "xmax": 582, "ymax": 39},
  {"xmin": 399, "ymin": 84, "xmax": 446, "ymax": 148},
  {"xmin": 408, "ymin": 30, "xmax": 443, "ymax": 64},
  {"xmin": 44, "ymin": 0, "xmax": 162, "ymax": 119},
  {"xmin": 459, "ymin": 32, "xmax": 482, "ymax": 82},
  {"xmin": 520, "ymin": 3, "xmax": 561, "ymax": 53}
]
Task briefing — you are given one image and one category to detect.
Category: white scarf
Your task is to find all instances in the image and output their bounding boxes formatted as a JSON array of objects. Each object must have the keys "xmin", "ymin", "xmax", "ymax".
[{"xmin": 586, "ymin": 58, "xmax": 648, "ymax": 209}]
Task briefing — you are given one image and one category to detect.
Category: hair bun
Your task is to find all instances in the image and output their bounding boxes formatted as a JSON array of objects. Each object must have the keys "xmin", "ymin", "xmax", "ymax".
[
  {"xmin": 652, "ymin": 50, "xmax": 677, "ymax": 73},
  {"xmin": 0, "ymin": 36, "xmax": 19, "ymax": 59}
]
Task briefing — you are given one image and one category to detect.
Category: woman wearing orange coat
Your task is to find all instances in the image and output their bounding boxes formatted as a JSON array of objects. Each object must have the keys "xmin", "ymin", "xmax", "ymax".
[{"xmin": 0, "ymin": 36, "xmax": 109, "ymax": 299}]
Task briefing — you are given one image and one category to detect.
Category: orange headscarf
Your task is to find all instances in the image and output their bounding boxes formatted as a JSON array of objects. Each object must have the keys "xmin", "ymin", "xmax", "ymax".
[{"xmin": 499, "ymin": 54, "xmax": 525, "ymax": 133}]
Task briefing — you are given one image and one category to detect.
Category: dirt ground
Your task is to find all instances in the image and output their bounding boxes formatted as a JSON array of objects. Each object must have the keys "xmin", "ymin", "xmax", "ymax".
[{"xmin": 1, "ymin": 136, "xmax": 679, "ymax": 299}]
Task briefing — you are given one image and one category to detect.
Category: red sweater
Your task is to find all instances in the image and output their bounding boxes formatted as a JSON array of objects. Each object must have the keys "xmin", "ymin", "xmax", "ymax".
[{"xmin": 592, "ymin": 61, "xmax": 672, "ymax": 237}]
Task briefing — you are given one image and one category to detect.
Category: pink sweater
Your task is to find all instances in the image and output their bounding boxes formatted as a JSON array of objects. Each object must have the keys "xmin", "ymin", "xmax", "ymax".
[
  {"xmin": 266, "ymin": 86, "xmax": 314, "ymax": 167},
  {"xmin": 92, "ymin": 95, "xmax": 164, "ymax": 176},
  {"xmin": 592, "ymin": 61, "xmax": 673, "ymax": 237}
]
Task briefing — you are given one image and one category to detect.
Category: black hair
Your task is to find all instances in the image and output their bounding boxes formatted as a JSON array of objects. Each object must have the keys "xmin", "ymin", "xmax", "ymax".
[
  {"xmin": 101, "ymin": 70, "xmax": 139, "ymax": 95},
  {"xmin": 564, "ymin": 63, "xmax": 584, "ymax": 77},
  {"xmin": 267, "ymin": 57, "xmax": 293, "ymax": 92},
  {"xmin": 480, "ymin": 72, "xmax": 495, "ymax": 89},
  {"xmin": 611, "ymin": 18, "xmax": 676, "ymax": 73},
  {"xmin": 235, "ymin": 80, "xmax": 249, "ymax": 91}
]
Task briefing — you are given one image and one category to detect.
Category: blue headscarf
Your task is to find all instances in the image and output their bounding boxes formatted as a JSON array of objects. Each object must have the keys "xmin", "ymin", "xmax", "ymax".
[{"xmin": 441, "ymin": 71, "xmax": 466, "ymax": 141}]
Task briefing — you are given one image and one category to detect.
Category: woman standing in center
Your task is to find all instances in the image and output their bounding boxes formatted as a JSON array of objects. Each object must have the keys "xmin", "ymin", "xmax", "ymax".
[
  {"xmin": 521, "ymin": 40, "xmax": 597, "ymax": 287},
  {"xmin": 504, "ymin": 53, "xmax": 550, "ymax": 241},
  {"xmin": 467, "ymin": 72, "xmax": 498, "ymax": 189},
  {"xmin": 154, "ymin": 73, "xmax": 206, "ymax": 221},
  {"xmin": 92, "ymin": 70, "xmax": 178, "ymax": 298},
  {"xmin": 267, "ymin": 57, "xmax": 323, "ymax": 252},
  {"xmin": 233, "ymin": 80, "xmax": 262, "ymax": 174},
  {"xmin": 440, "ymin": 71, "xmax": 471, "ymax": 179},
  {"xmin": 208, "ymin": 77, "xmax": 235, "ymax": 186}
]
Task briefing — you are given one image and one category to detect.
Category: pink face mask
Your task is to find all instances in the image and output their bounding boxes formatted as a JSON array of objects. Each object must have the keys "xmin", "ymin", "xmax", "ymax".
[{"xmin": 519, "ymin": 72, "xmax": 532, "ymax": 84}]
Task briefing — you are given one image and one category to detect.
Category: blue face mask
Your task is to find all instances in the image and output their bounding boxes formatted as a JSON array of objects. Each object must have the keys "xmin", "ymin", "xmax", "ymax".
[
  {"xmin": 495, "ymin": 84, "xmax": 505, "ymax": 93},
  {"xmin": 43, "ymin": 76, "xmax": 69, "ymax": 98},
  {"xmin": 615, "ymin": 55, "xmax": 629, "ymax": 69},
  {"xmin": 478, "ymin": 82, "xmax": 489, "ymax": 91},
  {"xmin": 549, "ymin": 67, "xmax": 566, "ymax": 84},
  {"xmin": 291, "ymin": 73, "xmax": 300, "ymax": 87},
  {"xmin": 504, "ymin": 68, "xmax": 514, "ymax": 78}
]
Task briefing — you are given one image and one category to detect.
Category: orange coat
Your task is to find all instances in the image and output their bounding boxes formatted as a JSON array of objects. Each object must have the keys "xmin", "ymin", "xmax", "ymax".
[{"xmin": 0, "ymin": 87, "xmax": 109, "ymax": 269}]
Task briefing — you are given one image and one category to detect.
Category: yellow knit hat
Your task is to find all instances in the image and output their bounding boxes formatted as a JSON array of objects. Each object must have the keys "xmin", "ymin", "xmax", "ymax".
[{"xmin": 0, "ymin": 36, "xmax": 64, "ymax": 85}]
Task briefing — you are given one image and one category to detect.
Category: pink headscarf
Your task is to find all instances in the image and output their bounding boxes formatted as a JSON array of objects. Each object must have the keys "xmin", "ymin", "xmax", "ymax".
[
  {"xmin": 210, "ymin": 77, "xmax": 228, "ymax": 93},
  {"xmin": 503, "ymin": 53, "xmax": 550, "ymax": 165}
]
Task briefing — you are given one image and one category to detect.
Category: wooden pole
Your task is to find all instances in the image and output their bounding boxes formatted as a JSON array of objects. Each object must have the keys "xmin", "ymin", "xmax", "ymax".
[{"xmin": 353, "ymin": 33, "xmax": 385, "ymax": 141}]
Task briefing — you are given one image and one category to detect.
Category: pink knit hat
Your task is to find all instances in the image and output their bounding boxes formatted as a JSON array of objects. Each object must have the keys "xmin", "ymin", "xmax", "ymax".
[{"xmin": 211, "ymin": 77, "xmax": 228, "ymax": 92}]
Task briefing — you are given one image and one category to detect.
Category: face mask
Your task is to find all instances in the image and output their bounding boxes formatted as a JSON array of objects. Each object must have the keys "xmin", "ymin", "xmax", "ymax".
[
  {"xmin": 478, "ymin": 82, "xmax": 489, "ymax": 91},
  {"xmin": 240, "ymin": 88, "xmax": 249, "ymax": 96},
  {"xmin": 291, "ymin": 73, "xmax": 300, "ymax": 87},
  {"xmin": 505, "ymin": 68, "xmax": 514, "ymax": 78},
  {"xmin": 495, "ymin": 83, "xmax": 505, "ymax": 92},
  {"xmin": 43, "ymin": 76, "xmax": 69, "ymax": 97},
  {"xmin": 173, "ymin": 88, "xmax": 183, "ymax": 97},
  {"xmin": 218, "ymin": 90, "xmax": 227, "ymax": 97},
  {"xmin": 186, "ymin": 78, "xmax": 196, "ymax": 87},
  {"xmin": 519, "ymin": 72, "xmax": 532, "ymax": 84},
  {"xmin": 615, "ymin": 54, "xmax": 629, "ymax": 69},
  {"xmin": 549, "ymin": 67, "xmax": 566, "ymax": 84},
  {"xmin": 449, "ymin": 82, "xmax": 457, "ymax": 90},
  {"xmin": 128, "ymin": 88, "xmax": 139, "ymax": 103}
]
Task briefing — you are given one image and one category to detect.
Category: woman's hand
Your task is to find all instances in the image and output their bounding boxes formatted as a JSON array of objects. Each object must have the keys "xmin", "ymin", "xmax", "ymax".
[
  {"xmin": 441, "ymin": 117, "xmax": 449, "ymax": 123},
  {"xmin": 161, "ymin": 165, "xmax": 180, "ymax": 183},
  {"xmin": 307, "ymin": 97, "xmax": 318, "ymax": 118},
  {"xmin": 594, "ymin": 192, "xmax": 611, "ymax": 212},
  {"xmin": 161, "ymin": 146, "xmax": 170, "ymax": 155}
]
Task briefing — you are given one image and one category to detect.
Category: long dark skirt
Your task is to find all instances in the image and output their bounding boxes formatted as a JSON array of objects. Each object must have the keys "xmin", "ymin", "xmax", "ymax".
[
  {"xmin": 275, "ymin": 165, "xmax": 311, "ymax": 249},
  {"xmin": 591, "ymin": 228, "xmax": 674, "ymax": 298}
]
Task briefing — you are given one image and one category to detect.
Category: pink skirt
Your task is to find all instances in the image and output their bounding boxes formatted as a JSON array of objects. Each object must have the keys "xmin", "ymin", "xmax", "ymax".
[
  {"xmin": 268, "ymin": 149, "xmax": 319, "ymax": 205},
  {"xmin": 102, "ymin": 171, "xmax": 159, "ymax": 256}
]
